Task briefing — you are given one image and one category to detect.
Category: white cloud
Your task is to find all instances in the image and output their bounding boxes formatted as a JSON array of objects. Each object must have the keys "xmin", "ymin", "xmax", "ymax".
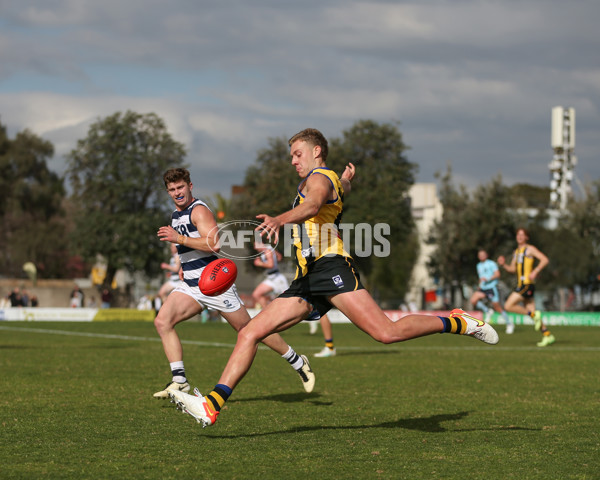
[{"xmin": 0, "ymin": 0, "xmax": 599, "ymax": 198}]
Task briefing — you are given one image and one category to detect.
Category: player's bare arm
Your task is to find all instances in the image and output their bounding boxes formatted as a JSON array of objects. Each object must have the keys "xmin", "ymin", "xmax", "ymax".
[
  {"xmin": 161, "ymin": 259, "xmax": 180, "ymax": 273},
  {"xmin": 497, "ymin": 254, "xmax": 516, "ymax": 273},
  {"xmin": 157, "ymin": 206, "xmax": 220, "ymax": 252},
  {"xmin": 340, "ymin": 162, "xmax": 355, "ymax": 194},
  {"xmin": 528, "ymin": 245, "xmax": 549, "ymax": 281},
  {"xmin": 254, "ymin": 249, "xmax": 274, "ymax": 268},
  {"xmin": 256, "ymin": 173, "xmax": 332, "ymax": 242}
]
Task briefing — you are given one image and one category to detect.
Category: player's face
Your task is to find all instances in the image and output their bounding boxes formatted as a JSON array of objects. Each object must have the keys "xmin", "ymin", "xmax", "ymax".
[
  {"xmin": 516, "ymin": 229, "xmax": 528, "ymax": 245},
  {"xmin": 290, "ymin": 140, "xmax": 319, "ymax": 178},
  {"xmin": 166, "ymin": 180, "xmax": 193, "ymax": 210},
  {"xmin": 478, "ymin": 250, "xmax": 487, "ymax": 262}
]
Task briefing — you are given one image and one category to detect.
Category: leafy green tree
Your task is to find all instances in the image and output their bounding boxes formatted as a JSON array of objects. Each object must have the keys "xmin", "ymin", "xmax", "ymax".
[
  {"xmin": 426, "ymin": 168, "xmax": 472, "ymax": 297},
  {"xmin": 65, "ymin": 111, "xmax": 187, "ymax": 288},
  {"xmin": 426, "ymin": 167, "xmax": 600, "ymax": 307},
  {"xmin": 548, "ymin": 181, "xmax": 600, "ymax": 290},
  {"xmin": 507, "ymin": 184, "xmax": 551, "ymax": 209},
  {"xmin": 205, "ymin": 192, "xmax": 231, "ymax": 222},
  {"xmin": 427, "ymin": 168, "xmax": 522, "ymax": 300},
  {"xmin": 328, "ymin": 120, "xmax": 417, "ymax": 303},
  {"xmin": 0, "ymin": 122, "xmax": 69, "ymax": 278},
  {"xmin": 228, "ymin": 136, "xmax": 300, "ymax": 272},
  {"xmin": 230, "ymin": 136, "xmax": 298, "ymax": 221}
]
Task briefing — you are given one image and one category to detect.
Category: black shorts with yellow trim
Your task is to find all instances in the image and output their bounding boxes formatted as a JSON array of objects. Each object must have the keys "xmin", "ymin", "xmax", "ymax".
[
  {"xmin": 514, "ymin": 284, "xmax": 535, "ymax": 299},
  {"xmin": 279, "ymin": 255, "xmax": 364, "ymax": 317}
]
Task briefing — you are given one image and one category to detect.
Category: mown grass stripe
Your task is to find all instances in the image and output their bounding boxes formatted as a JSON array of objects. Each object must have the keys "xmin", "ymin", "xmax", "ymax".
[{"xmin": 2, "ymin": 324, "xmax": 599, "ymax": 352}]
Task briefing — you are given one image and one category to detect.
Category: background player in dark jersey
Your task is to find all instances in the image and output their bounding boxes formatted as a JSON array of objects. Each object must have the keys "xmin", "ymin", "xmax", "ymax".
[{"xmin": 497, "ymin": 227, "xmax": 555, "ymax": 347}]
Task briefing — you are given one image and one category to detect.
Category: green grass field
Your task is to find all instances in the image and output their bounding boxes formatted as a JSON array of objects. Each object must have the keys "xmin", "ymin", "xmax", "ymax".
[{"xmin": 1, "ymin": 320, "xmax": 598, "ymax": 479}]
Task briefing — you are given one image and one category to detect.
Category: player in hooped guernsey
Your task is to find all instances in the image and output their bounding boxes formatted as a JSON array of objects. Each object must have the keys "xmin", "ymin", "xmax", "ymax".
[
  {"xmin": 171, "ymin": 198, "xmax": 219, "ymax": 289},
  {"xmin": 252, "ymin": 242, "xmax": 290, "ymax": 309}
]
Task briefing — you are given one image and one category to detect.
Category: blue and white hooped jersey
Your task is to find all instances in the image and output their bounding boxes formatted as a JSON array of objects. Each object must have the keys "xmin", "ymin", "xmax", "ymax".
[
  {"xmin": 261, "ymin": 249, "xmax": 280, "ymax": 276},
  {"xmin": 171, "ymin": 198, "xmax": 218, "ymax": 288},
  {"xmin": 477, "ymin": 259, "xmax": 499, "ymax": 290},
  {"xmin": 168, "ymin": 254, "xmax": 180, "ymax": 282}
]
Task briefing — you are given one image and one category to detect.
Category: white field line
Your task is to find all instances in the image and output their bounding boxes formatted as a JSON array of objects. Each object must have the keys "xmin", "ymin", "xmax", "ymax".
[{"xmin": 1, "ymin": 325, "xmax": 599, "ymax": 352}]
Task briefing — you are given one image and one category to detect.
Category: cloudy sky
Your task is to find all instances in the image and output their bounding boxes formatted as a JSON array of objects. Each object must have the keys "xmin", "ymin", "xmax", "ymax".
[{"xmin": 1, "ymin": 0, "xmax": 599, "ymax": 200}]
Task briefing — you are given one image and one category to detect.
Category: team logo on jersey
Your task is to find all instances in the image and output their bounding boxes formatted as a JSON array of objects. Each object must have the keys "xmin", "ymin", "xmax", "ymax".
[{"xmin": 332, "ymin": 275, "xmax": 344, "ymax": 288}]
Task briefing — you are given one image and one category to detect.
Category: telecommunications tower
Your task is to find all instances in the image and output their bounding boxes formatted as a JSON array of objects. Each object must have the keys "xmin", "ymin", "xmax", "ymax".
[{"xmin": 549, "ymin": 106, "xmax": 576, "ymax": 210}]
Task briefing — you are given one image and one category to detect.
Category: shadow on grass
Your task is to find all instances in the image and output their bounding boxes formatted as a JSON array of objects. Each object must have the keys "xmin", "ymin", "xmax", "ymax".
[
  {"xmin": 385, "ymin": 412, "xmax": 539, "ymax": 433},
  {"xmin": 204, "ymin": 411, "xmax": 540, "ymax": 438},
  {"xmin": 233, "ymin": 392, "xmax": 333, "ymax": 406},
  {"xmin": 333, "ymin": 350, "xmax": 402, "ymax": 357},
  {"xmin": 158, "ymin": 392, "xmax": 332, "ymax": 411}
]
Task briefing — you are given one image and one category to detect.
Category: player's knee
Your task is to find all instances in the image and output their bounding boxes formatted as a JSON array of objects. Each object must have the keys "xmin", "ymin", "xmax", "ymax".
[
  {"xmin": 374, "ymin": 334, "xmax": 394, "ymax": 344},
  {"xmin": 154, "ymin": 313, "xmax": 172, "ymax": 334},
  {"xmin": 369, "ymin": 324, "xmax": 398, "ymax": 344},
  {"xmin": 237, "ymin": 323, "xmax": 262, "ymax": 345},
  {"xmin": 153, "ymin": 314, "xmax": 165, "ymax": 332},
  {"xmin": 376, "ymin": 320, "xmax": 420, "ymax": 344},
  {"xmin": 373, "ymin": 332, "xmax": 398, "ymax": 344}
]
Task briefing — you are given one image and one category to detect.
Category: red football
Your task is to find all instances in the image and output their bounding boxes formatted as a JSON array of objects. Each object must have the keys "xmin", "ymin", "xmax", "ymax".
[{"xmin": 199, "ymin": 258, "xmax": 238, "ymax": 296}]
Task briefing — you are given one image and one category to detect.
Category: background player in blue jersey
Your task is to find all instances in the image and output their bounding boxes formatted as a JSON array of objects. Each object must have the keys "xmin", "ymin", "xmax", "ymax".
[{"xmin": 469, "ymin": 249, "xmax": 512, "ymax": 333}]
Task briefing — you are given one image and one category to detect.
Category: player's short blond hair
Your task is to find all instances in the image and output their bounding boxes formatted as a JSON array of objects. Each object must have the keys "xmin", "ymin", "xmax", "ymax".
[{"xmin": 288, "ymin": 128, "xmax": 328, "ymax": 161}]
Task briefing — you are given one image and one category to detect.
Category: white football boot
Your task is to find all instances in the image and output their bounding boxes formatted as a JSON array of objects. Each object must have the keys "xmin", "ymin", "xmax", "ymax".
[
  {"xmin": 153, "ymin": 380, "xmax": 190, "ymax": 399},
  {"xmin": 449, "ymin": 308, "xmax": 499, "ymax": 345},
  {"xmin": 314, "ymin": 347, "xmax": 336, "ymax": 357},
  {"xmin": 169, "ymin": 388, "xmax": 219, "ymax": 427},
  {"xmin": 297, "ymin": 355, "xmax": 315, "ymax": 392}
]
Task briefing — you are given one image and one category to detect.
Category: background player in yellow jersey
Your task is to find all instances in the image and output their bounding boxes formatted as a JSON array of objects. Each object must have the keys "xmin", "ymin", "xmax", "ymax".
[
  {"xmin": 497, "ymin": 227, "xmax": 556, "ymax": 347},
  {"xmin": 169, "ymin": 128, "xmax": 499, "ymax": 427}
]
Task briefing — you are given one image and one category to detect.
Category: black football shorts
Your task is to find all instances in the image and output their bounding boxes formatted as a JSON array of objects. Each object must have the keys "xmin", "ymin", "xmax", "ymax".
[{"xmin": 279, "ymin": 255, "xmax": 365, "ymax": 316}]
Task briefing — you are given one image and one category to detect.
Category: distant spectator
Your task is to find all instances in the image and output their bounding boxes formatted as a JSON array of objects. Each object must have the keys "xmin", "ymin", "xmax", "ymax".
[
  {"xmin": 21, "ymin": 289, "xmax": 30, "ymax": 307},
  {"xmin": 101, "ymin": 288, "xmax": 112, "ymax": 309},
  {"xmin": 69, "ymin": 284, "xmax": 85, "ymax": 308},
  {"xmin": 9, "ymin": 288, "xmax": 22, "ymax": 307},
  {"xmin": 30, "ymin": 295, "xmax": 39, "ymax": 307},
  {"xmin": 137, "ymin": 294, "xmax": 152, "ymax": 310}
]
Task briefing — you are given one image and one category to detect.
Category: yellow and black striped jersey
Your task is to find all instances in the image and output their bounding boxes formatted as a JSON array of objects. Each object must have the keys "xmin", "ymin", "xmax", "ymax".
[
  {"xmin": 290, "ymin": 167, "xmax": 350, "ymax": 279},
  {"xmin": 513, "ymin": 245, "xmax": 535, "ymax": 287}
]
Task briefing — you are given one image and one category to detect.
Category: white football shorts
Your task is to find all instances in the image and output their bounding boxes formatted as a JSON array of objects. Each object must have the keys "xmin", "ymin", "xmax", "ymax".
[
  {"xmin": 173, "ymin": 281, "xmax": 242, "ymax": 313},
  {"xmin": 262, "ymin": 272, "xmax": 290, "ymax": 296}
]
